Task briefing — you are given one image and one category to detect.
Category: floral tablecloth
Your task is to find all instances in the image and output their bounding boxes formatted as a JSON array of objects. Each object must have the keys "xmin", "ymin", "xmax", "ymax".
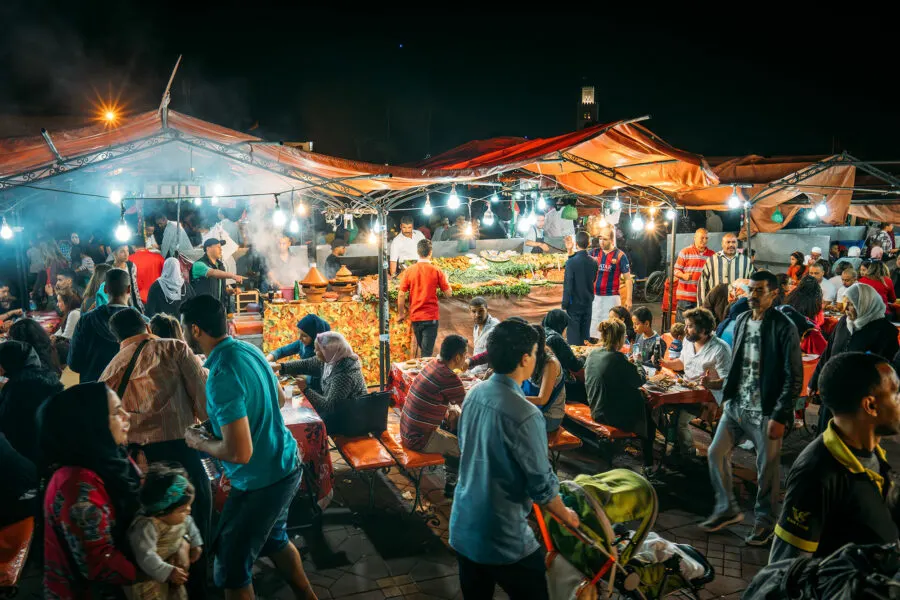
[
  {"xmin": 212, "ymin": 394, "xmax": 333, "ymax": 511},
  {"xmin": 264, "ymin": 300, "xmax": 414, "ymax": 386}
]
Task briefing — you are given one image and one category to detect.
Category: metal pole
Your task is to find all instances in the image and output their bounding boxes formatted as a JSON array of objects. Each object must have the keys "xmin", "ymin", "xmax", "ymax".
[
  {"xmin": 744, "ymin": 205, "xmax": 752, "ymax": 262},
  {"xmin": 666, "ymin": 214, "xmax": 678, "ymax": 329},
  {"xmin": 377, "ymin": 206, "xmax": 389, "ymax": 391},
  {"xmin": 14, "ymin": 210, "xmax": 28, "ymax": 312}
]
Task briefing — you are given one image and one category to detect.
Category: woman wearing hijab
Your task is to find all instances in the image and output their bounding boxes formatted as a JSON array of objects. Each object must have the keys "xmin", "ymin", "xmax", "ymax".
[
  {"xmin": 266, "ymin": 314, "xmax": 331, "ymax": 392},
  {"xmin": 39, "ymin": 382, "xmax": 142, "ymax": 599},
  {"xmin": 811, "ymin": 283, "xmax": 900, "ymax": 432},
  {"xmin": 144, "ymin": 257, "xmax": 194, "ymax": 319},
  {"xmin": 278, "ymin": 331, "xmax": 367, "ymax": 433},
  {"xmin": 0, "ymin": 341, "xmax": 63, "ymax": 464}
]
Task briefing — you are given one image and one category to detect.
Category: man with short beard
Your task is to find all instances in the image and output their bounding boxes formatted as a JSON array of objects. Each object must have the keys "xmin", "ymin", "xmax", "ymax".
[
  {"xmin": 698, "ymin": 232, "xmax": 753, "ymax": 306},
  {"xmin": 808, "ymin": 260, "xmax": 836, "ymax": 303},
  {"xmin": 770, "ymin": 352, "xmax": 900, "ymax": 562},
  {"xmin": 701, "ymin": 270, "xmax": 803, "ymax": 546}
]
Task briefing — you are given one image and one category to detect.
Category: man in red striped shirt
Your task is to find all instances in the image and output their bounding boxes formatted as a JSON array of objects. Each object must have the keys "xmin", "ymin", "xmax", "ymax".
[
  {"xmin": 674, "ymin": 228, "xmax": 714, "ymax": 323},
  {"xmin": 400, "ymin": 335, "xmax": 468, "ymax": 456},
  {"xmin": 588, "ymin": 226, "xmax": 633, "ymax": 338}
]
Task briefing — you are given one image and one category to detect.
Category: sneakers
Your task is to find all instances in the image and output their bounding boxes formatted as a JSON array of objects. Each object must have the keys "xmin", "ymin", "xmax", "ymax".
[
  {"xmin": 745, "ymin": 525, "xmax": 775, "ymax": 546},
  {"xmin": 698, "ymin": 511, "xmax": 744, "ymax": 532}
]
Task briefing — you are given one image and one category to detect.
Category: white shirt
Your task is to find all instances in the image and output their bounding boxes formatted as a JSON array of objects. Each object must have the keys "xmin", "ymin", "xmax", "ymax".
[
  {"xmin": 55, "ymin": 309, "xmax": 81, "ymax": 340},
  {"xmin": 390, "ymin": 230, "xmax": 426, "ymax": 264},
  {"xmin": 828, "ymin": 275, "xmax": 843, "ymax": 292},
  {"xmin": 473, "ymin": 315, "xmax": 500, "ymax": 355},
  {"xmin": 680, "ymin": 334, "xmax": 732, "ymax": 404},
  {"xmin": 819, "ymin": 278, "xmax": 837, "ymax": 302},
  {"xmin": 836, "ymin": 284, "xmax": 851, "ymax": 303}
]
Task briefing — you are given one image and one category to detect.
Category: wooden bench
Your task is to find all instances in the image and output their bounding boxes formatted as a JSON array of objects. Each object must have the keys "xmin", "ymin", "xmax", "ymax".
[
  {"xmin": 379, "ymin": 421, "xmax": 445, "ymax": 516},
  {"xmin": 548, "ymin": 426, "xmax": 583, "ymax": 470},
  {"xmin": 332, "ymin": 434, "xmax": 397, "ymax": 511},
  {"xmin": 0, "ymin": 517, "xmax": 34, "ymax": 597},
  {"xmin": 563, "ymin": 403, "xmax": 639, "ymax": 463}
]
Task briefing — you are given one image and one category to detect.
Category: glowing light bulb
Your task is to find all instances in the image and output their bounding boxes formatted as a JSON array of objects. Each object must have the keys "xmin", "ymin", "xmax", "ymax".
[
  {"xmin": 368, "ymin": 230, "xmax": 378, "ymax": 244},
  {"xmin": 727, "ymin": 187, "xmax": 741, "ymax": 210},
  {"xmin": 611, "ymin": 194, "xmax": 622, "ymax": 211},
  {"xmin": 0, "ymin": 218, "xmax": 12, "ymax": 240},
  {"xmin": 193, "ymin": 197, "xmax": 202, "ymax": 206},
  {"xmin": 288, "ymin": 217, "xmax": 299, "ymax": 233},
  {"xmin": 105, "ymin": 111, "xmax": 116, "ymax": 122},
  {"xmin": 632, "ymin": 214, "xmax": 645, "ymax": 231},
  {"xmin": 806, "ymin": 209, "xmax": 818, "ymax": 221},
  {"xmin": 514, "ymin": 191, "xmax": 522, "ymax": 200},
  {"xmin": 483, "ymin": 208, "xmax": 495, "ymax": 226},
  {"xmin": 296, "ymin": 202, "xmax": 307, "ymax": 216},
  {"xmin": 114, "ymin": 221, "xmax": 131, "ymax": 242},
  {"xmin": 109, "ymin": 190, "xmax": 122, "ymax": 205},
  {"xmin": 598, "ymin": 215, "xmax": 608, "ymax": 228},
  {"xmin": 273, "ymin": 208, "xmax": 287, "ymax": 226},
  {"xmin": 490, "ymin": 193, "xmax": 499, "ymax": 203},
  {"xmin": 423, "ymin": 196, "xmax": 433, "ymax": 215},
  {"xmin": 213, "ymin": 183, "xmax": 225, "ymax": 196},
  {"xmin": 464, "ymin": 223, "xmax": 473, "ymax": 237},
  {"xmin": 210, "ymin": 196, "xmax": 218, "ymax": 205},
  {"xmin": 645, "ymin": 219, "xmax": 655, "ymax": 232},
  {"xmin": 448, "ymin": 187, "xmax": 460, "ymax": 209},
  {"xmin": 517, "ymin": 213, "xmax": 532, "ymax": 233},
  {"xmin": 666, "ymin": 208, "xmax": 677, "ymax": 221},
  {"xmin": 648, "ymin": 206, "xmax": 658, "ymax": 216},
  {"xmin": 531, "ymin": 191, "xmax": 538, "ymax": 200},
  {"xmin": 815, "ymin": 202, "xmax": 828, "ymax": 217},
  {"xmin": 537, "ymin": 194, "xmax": 547, "ymax": 210}
]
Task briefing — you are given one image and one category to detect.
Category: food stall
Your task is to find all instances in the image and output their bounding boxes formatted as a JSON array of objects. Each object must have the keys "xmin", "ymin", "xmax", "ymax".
[{"xmin": 263, "ymin": 250, "xmax": 569, "ymax": 385}]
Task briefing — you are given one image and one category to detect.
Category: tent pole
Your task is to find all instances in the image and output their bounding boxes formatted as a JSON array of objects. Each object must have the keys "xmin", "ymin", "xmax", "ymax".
[
  {"xmin": 14, "ymin": 209, "xmax": 28, "ymax": 312},
  {"xmin": 744, "ymin": 204, "xmax": 752, "ymax": 262},
  {"xmin": 377, "ymin": 206, "xmax": 389, "ymax": 391},
  {"xmin": 666, "ymin": 215, "xmax": 678, "ymax": 329}
]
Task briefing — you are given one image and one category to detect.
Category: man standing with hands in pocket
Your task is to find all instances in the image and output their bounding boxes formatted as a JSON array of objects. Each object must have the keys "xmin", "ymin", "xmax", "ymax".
[{"xmin": 701, "ymin": 270, "xmax": 803, "ymax": 546}]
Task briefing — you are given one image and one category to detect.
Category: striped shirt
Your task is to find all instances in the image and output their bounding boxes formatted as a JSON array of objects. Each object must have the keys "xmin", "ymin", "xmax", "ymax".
[
  {"xmin": 400, "ymin": 359, "xmax": 466, "ymax": 450},
  {"xmin": 698, "ymin": 251, "xmax": 754, "ymax": 305},
  {"xmin": 674, "ymin": 245, "xmax": 715, "ymax": 304},
  {"xmin": 589, "ymin": 248, "xmax": 630, "ymax": 296}
]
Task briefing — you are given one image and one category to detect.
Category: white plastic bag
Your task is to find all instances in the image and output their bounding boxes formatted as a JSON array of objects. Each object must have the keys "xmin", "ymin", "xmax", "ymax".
[{"xmin": 633, "ymin": 532, "xmax": 705, "ymax": 580}]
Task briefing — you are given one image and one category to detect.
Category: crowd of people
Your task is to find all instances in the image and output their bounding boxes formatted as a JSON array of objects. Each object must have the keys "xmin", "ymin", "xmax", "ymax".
[{"xmin": 4, "ymin": 211, "xmax": 900, "ymax": 599}]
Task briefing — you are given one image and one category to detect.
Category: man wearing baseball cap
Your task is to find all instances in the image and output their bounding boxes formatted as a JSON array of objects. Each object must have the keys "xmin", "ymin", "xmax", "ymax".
[
  {"xmin": 324, "ymin": 238, "xmax": 348, "ymax": 280},
  {"xmin": 190, "ymin": 238, "xmax": 244, "ymax": 307}
]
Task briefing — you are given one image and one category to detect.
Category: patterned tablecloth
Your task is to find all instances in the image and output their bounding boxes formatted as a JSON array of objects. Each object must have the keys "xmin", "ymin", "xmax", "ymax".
[{"xmin": 212, "ymin": 393, "xmax": 334, "ymax": 511}]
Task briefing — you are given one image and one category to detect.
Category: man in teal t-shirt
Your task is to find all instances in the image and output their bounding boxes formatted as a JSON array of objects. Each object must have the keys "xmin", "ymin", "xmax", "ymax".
[{"xmin": 182, "ymin": 294, "xmax": 316, "ymax": 598}]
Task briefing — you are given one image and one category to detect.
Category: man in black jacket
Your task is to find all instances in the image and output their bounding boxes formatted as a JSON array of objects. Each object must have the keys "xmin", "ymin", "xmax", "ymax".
[
  {"xmin": 562, "ymin": 231, "xmax": 598, "ymax": 345},
  {"xmin": 701, "ymin": 270, "xmax": 803, "ymax": 546},
  {"xmin": 68, "ymin": 268, "xmax": 148, "ymax": 382}
]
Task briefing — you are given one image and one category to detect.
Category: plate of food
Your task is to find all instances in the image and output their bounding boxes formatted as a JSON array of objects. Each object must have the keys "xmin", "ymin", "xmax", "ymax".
[{"xmin": 480, "ymin": 249, "xmax": 518, "ymax": 263}]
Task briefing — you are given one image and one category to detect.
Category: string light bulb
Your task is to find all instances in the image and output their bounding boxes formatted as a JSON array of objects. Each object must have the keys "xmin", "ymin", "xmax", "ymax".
[
  {"xmin": 806, "ymin": 209, "xmax": 818, "ymax": 221},
  {"xmin": 648, "ymin": 206, "xmax": 658, "ymax": 216},
  {"xmin": 448, "ymin": 185, "xmax": 460, "ymax": 209},
  {"xmin": 114, "ymin": 219, "xmax": 131, "ymax": 242},
  {"xmin": 531, "ymin": 191, "xmax": 538, "ymax": 200},
  {"xmin": 632, "ymin": 213, "xmax": 645, "ymax": 231},
  {"xmin": 815, "ymin": 201, "xmax": 828, "ymax": 217},
  {"xmin": 490, "ymin": 192, "xmax": 499, "ymax": 203},
  {"xmin": 193, "ymin": 197, "xmax": 202, "ymax": 206},
  {"xmin": 666, "ymin": 208, "xmax": 677, "ymax": 221},
  {"xmin": 483, "ymin": 207, "xmax": 495, "ymax": 226},
  {"xmin": 517, "ymin": 212, "xmax": 532, "ymax": 233},
  {"xmin": 296, "ymin": 201, "xmax": 307, "ymax": 216},
  {"xmin": 645, "ymin": 218, "xmax": 655, "ymax": 232},
  {"xmin": 611, "ymin": 193, "xmax": 621, "ymax": 212},
  {"xmin": 537, "ymin": 194, "xmax": 547, "ymax": 210},
  {"xmin": 272, "ymin": 196, "xmax": 287, "ymax": 226},
  {"xmin": 423, "ymin": 195, "xmax": 433, "ymax": 216},
  {"xmin": 109, "ymin": 190, "xmax": 122, "ymax": 205},
  {"xmin": 514, "ymin": 191, "xmax": 522, "ymax": 200},
  {"xmin": 598, "ymin": 214, "xmax": 608, "ymax": 228},
  {"xmin": 0, "ymin": 217, "xmax": 12, "ymax": 240},
  {"xmin": 288, "ymin": 217, "xmax": 300, "ymax": 233},
  {"xmin": 727, "ymin": 186, "xmax": 742, "ymax": 210},
  {"xmin": 464, "ymin": 222, "xmax": 473, "ymax": 237},
  {"xmin": 368, "ymin": 229, "xmax": 378, "ymax": 244}
]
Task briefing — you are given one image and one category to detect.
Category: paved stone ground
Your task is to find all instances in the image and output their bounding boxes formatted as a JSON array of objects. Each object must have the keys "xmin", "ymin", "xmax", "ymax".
[{"xmin": 14, "ymin": 403, "xmax": 898, "ymax": 599}]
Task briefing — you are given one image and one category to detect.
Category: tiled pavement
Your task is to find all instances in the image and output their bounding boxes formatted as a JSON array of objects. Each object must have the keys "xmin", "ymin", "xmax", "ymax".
[{"xmin": 14, "ymin": 404, "xmax": 895, "ymax": 599}]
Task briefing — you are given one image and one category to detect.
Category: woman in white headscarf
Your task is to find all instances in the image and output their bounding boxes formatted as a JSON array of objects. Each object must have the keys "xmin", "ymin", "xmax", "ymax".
[
  {"xmin": 278, "ymin": 331, "xmax": 368, "ymax": 433},
  {"xmin": 811, "ymin": 282, "xmax": 900, "ymax": 430},
  {"xmin": 144, "ymin": 257, "xmax": 195, "ymax": 318}
]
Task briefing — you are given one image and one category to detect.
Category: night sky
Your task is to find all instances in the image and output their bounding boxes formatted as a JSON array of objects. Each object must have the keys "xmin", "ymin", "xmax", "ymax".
[{"xmin": 1, "ymin": 3, "xmax": 897, "ymax": 165}]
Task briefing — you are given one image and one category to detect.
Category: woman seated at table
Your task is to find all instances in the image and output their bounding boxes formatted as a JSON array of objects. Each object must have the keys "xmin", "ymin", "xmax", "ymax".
[
  {"xmin": 38, "ymin": 382, "xmax": 141, "ymax": 598},
  {"xmin": 859, "ymin": 260, "xmax": 897, "ymax": 313},
  {"xmin": 811, "ymin": 283, "xmax": 899, "ymax": 431},
  {"xmin": 278, "ymin": 331, "xmax": 367, "ymax": 434},
  {"xmin": 523, "ymin": 325, "xmax": 566, "ymax": 433},
  {"xmin": 266, "ymin": 314, "xmax": 330, "ymax": 393},
  {"xmin": 584, "ymin": 318, "xmax": 655, "ymax": 474},
  {"xmin": 608, "ymin": 305, "xmax": 636, "ymax": 345},
  {"xmin": 543, "ymin": 310, "xmax": 586, "ymax": 403}
]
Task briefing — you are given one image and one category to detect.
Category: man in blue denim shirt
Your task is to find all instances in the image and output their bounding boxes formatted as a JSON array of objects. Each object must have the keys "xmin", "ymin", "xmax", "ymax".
[{"xmin": 450, "ymin": 320, "xmax": 580, "ymax": 599}]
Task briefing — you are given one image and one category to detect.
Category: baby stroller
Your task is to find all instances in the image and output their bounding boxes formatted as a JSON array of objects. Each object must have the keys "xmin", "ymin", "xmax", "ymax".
[{"xmin": 537, "ymin": 469, "xmax": 714, "ymax": 599}]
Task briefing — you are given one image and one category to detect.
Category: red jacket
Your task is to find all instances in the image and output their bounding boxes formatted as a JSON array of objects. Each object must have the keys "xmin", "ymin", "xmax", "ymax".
[{"xmin": 129, "ymin": 249, "xmax": 165, "ymax": 303}]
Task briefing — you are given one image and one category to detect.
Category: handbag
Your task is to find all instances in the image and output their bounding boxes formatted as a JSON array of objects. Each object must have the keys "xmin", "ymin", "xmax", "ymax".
[
  {"xmin": 118, "ymin": 339, "xmax": 150, "ymax": 402},
  {"xmin": 334, "ymin": 390, "xmax": 392, "ymax": 437}
]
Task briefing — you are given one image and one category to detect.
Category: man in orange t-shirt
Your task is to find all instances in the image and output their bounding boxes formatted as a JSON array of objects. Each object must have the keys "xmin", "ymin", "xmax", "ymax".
[{"xmin": 398, "ymin": 239, "xmax": 453, "ymax": 357}]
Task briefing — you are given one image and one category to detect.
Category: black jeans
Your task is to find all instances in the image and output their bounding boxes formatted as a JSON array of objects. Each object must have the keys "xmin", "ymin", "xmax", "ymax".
[
  {"xmin": 458, "ymin": 548, "xmax": 549, "ymax": 600},
  {"xmin": 138, "ymin": 439, "xmax": 212, "ymax": 599},
  {"xmin": 412, "ymin": 320, "xmax": 439, "ymax": 357},
  {"xmin": 565, "ymin": 308, "xmax": 591, "ymax": 345},
  {"xmin": 675, "ymin": 300, "xmax": 695, "ymax": 324}
]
